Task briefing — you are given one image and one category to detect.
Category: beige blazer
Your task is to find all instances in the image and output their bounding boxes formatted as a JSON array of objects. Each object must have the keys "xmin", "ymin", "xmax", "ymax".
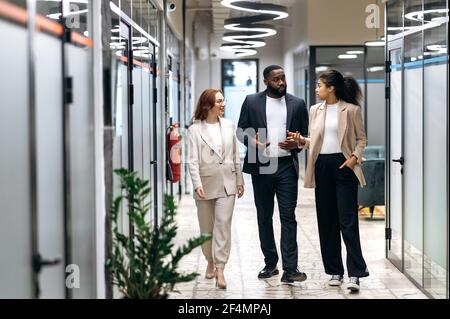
[
  {"xmin": 302, "ymin": 100, "xmax": 367, "ymax": 188},
  {"xmin": 188, "ymin": 117, "xmax": 244, "ymax": 200}
]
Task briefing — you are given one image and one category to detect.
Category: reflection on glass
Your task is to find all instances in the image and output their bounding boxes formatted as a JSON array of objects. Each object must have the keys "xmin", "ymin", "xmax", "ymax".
[
  {"xmin": 35, "ymin": 0, "xmax": 89, "ymax": 37},
  {"xmin": 294, "ymin": 50, "xmax": 308, "ymax": 104},
  {"xmin": 314, "ymin": 47, "xmax": 365, "ymax": 104},
  {"xmin": 404, "ymin": 0, "xmax": 423, "ymax": 30},
  {"xmin": 64, "ymin": 0, "xmax": 89, "ymax": 37},
  {"xmin": 121, "ymin": 0, "xmax": 132, "ymax": 19},
  {"xmin": 366, "ymin": 47, "xmax": 385, "ymax": 79},
  {"xmin": 148, "ymin": 5, "xmax": 158, "ymax": 39},
  {"xmin": 404, "ymin": 32, "xmax": 423, "ymax": 63},
  {"xmin": 167, "ymin": 28, "xmax": 179, "ymax": 60},
  {"xmin": 403, "ymin": 27, "xmax": 424, "ymax": 287},
  {"xmin": 387, "ymin": 0, "xmax": 403, "ymax": 38},
  {"xmin": 423, "ymin": 0, "xmax": 448, "ymax": 299},
  {"xmin": 37, "ymin": 0, "xmax": 62, "ymax": 21},
  {"xmin": 110, "ymin": 12, "xmax": 127, "ymax": 63},
  {"xmin": 423, "ymin": 0, "xmax": 448, "ymax": 62},
  {"xmin": 6, "ymin": 0, "xmax": 26, "ymax": 8}
]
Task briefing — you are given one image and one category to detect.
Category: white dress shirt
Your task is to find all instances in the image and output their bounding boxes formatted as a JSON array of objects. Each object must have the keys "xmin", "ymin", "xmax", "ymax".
[{"xmin": 205, "ymin": 121, "xmax": 222, "ymax": 155}]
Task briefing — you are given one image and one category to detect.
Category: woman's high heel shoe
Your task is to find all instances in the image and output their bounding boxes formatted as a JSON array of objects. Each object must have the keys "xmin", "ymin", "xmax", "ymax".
[
  {"xmin": 215, "ymin": 271, "xmax": 227, "ymax": 289},
  {"xmin": 205, "ymin": 269, "xmax": 215, "ymax": 279},
  {"xmin": 205, "ymin": 264, "xmax": 216, "ymax": 279}
]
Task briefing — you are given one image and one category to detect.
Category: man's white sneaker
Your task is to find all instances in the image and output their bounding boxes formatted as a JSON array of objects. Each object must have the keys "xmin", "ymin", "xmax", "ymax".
[
  {"xmin": 347, "ymin": 277, "xmax": 360, "ymax": 292},
  {"xmin": 328, "ymin": 275, "xmax": 343, "ymax": 286}
]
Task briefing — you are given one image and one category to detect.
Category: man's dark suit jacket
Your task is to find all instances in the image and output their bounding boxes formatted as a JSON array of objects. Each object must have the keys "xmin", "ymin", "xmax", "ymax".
[{"xmin": 237, "ymin": 90, "xmax": 309, "ymax": 176}]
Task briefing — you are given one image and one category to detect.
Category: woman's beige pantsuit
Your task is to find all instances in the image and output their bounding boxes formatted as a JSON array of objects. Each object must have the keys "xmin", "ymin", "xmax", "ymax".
[{"xmin": 188, "ymin": 117, "xmax": 244, "ymax": 268}]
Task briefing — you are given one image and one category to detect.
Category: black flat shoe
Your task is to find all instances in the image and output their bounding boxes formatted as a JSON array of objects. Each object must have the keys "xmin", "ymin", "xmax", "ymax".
[
  {"xmin": 281, "ymin": 269, "xmax": 307, "ymax": 283},
  {"xmin": 257, "ymin": 265, "xmax": 279, "ymax": 279}
]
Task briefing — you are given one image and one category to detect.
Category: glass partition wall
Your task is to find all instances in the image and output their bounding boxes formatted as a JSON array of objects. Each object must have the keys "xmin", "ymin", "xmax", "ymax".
[
  {"xmin": 0, "ymin": 0, "xmax": 95, "ymax": 298},
  {"xmin": 386, "ymin": 0, "xmax": 449, "ymax": 299}
]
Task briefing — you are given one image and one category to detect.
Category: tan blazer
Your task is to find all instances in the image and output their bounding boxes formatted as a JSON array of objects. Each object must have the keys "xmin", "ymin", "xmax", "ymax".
[
  {"xmin": 188, "ymin": 117, "xmax": 244, "ymax": 200},
  {"xmin": 302, "ymin": 100, "xmax": 367, "ymax": 188}
]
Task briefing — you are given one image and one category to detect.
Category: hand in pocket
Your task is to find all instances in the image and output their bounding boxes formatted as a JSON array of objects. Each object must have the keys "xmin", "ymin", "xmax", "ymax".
[{"xmin": 339, "ymin": 156, "xmax": 358, "ymax": 170}]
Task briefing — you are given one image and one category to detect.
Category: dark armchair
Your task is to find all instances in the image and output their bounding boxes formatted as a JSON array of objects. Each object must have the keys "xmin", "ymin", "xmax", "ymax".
[{"xmin": 358, "ymin": 145, "xmax": 385, "ymax": 219}]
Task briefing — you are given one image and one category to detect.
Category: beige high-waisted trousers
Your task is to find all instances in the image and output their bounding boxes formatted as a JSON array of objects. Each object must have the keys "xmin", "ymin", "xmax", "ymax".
[{"xmin": 195, "ymin": 195, "xmax": 236, "ymax": 269}]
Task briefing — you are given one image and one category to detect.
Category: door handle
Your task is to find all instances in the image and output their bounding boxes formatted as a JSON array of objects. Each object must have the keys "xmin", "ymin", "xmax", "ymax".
[
  {"xmin": 392, "ymin": 157, "xmax": 404, "ymax": 165},
  {"xmin": 32, "ymin": 253, "xmax": 62, "ymax": 274},
  {"xmin": 150, "ymin": 160, "xmax": 157, "ymax": 165}
]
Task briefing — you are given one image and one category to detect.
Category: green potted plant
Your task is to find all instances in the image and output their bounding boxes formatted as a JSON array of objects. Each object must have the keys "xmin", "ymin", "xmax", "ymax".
[{"xmin": 106, "ymin": 168, "xmax": 211, "ymax": 299}]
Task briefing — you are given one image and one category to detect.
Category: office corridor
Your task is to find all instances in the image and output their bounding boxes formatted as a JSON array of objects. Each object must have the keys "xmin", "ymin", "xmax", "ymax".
[{"xmin": 172, "ymin": 175, "xmax": 428, "ymax": 299}]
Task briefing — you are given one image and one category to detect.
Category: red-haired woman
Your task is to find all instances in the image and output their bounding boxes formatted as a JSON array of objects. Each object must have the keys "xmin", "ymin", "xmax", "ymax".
[{"xmin": 188, "ymin": 88, "xmax": 244, "ymax": 289}]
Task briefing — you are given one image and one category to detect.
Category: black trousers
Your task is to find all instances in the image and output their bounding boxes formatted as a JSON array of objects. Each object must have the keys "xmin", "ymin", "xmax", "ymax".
[
  {"xmin": 314, "ymin": 153, "xmax": 369, "ymax": 278},
  {"xmin": 251, "ymin": 157, "xmax": 298, "ymax": 272}
]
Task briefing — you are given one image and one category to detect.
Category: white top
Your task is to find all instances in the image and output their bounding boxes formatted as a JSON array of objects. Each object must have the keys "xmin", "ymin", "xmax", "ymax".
[
  {"xmin": 264, "ymin": 96, "xmax": 290, "ymax": 157},
  {"xmin": 205, "ymin": 122, "xmax": 222, "ymax": 155},
  {"xmin": 320, "ymin": 104, "xmax": 342, "ymax": 154}
]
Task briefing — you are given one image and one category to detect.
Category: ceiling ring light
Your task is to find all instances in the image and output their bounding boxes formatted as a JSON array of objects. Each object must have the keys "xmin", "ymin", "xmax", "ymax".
[{"xmin": 220, "ymin": 0, "xmax": 289, "ymax": 57}]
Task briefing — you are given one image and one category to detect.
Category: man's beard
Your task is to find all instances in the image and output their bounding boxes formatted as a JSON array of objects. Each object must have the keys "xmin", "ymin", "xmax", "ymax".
[{"xmin": 267, "ymin": 84, "xmax": 287, "ymax": 98}]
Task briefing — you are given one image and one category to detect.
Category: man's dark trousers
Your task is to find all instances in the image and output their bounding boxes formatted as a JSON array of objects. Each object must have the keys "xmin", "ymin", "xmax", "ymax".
[{"xmin": 251, "ymin": 156, "xmax": 298, "ymax": 272}]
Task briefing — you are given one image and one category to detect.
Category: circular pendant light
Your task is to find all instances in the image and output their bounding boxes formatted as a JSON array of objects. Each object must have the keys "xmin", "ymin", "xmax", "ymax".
[{"xmin": 220, "ymin": 1, "xmax": 289, "ymax": 57}]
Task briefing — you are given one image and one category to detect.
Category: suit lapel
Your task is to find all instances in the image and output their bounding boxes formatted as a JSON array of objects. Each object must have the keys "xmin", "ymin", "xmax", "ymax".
[
  {"xmin": 218, "ymin": 117, "xmax": 228, "ymax": 158},
  {"xmin": 337, "ymin": 101, "xmax": 348, "ymax": 147},
  {"xmin": 285, "ymin": 94, "xmax": 294, "ymax": 131},
  {"xmin": 316, "ymin": 101, "xmax": 326, "ymax": 140},
  {"xmin": 259, "ymin": 92, "xmax": 267, "ymax": 129},
  {"xmin": 200, "ymin": 120, "xmax": 223, "ymax": 159}
]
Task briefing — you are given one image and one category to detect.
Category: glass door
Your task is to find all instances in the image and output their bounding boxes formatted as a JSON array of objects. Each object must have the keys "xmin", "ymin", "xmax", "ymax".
[{"xmin": 387, "ymin": 44, "xmax": 404, "ymax": 270}]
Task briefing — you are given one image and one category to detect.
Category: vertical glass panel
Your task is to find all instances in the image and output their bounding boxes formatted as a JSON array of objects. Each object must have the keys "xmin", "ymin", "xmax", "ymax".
[
  {"xmin": 0, "ymin": 19, "xmax": 33, "ymax": 298},
  {"xmin": 366, "ymin": 46, "xmax": 386, "ymax": 146},
  {"xmin": 405, "ymin": 0, "xmax": 423, "ymax": 33},
  {"xmin": 5, "ymin": 0, "xmax": 27, "ymax": 8},
  {"xmin": 423, "ymin": 0, "xmax": 448, "ymax": 29},
  {"xmin": 314, "ymin": 47, "xmax": 365, "ymax": 123},
  {"xmin": 387, "ymin": 0, "xmax": 403, "ymax": 39},
  {"xmin": 142, "ymin": 52, "xmax": 154, "ymax": 224},
  {"xmin": 388, "ymin": 48, "xmax": 403, "ymax": 269},
  {"xmin": 423, "ymin": 0, "xmax": 448, "ymax": 299},
  {"xmin": 172, "ymin": 61, "xmax": 180, "ymax": 125},
  {"xmin": 121, "ymin": 0, "xmax": 132, "ymax": 19},
  {"xmin": 315, "ymin": 47, "xmax": 365, "ymax": 84},
  {"xmin": 133, "ymin": 65, "xmax": 144, "ymax": 178},
  {"xmin": 37, "ymin": 0, "xmax": 62, "ymax": 21},
  {"xmin": 294, "ymin": 49, "xmax": 308, "ymax": 103},
  {"xmin": 222, "ymin": 59, "xmax": 258, "ymax": 158},
  {"xmin": 110, "ymin": 11, "xmax": 125, "ymax": 60},
  {"xmin": 423, "ymin": 62, "xmax": 448, "ymax": 299},
  {"xmin": 67, "ymin": 44, "xmax": 95, "ymax": 298},
  {"xmin": 118, "ymin": 63, "xmax": 130, "ymax": 234},
  {"xmin": 133, "ymin": 0, "xmax": 150, "ymax": 32},
  {"xmin": 111, "ymin": 19, "xmax": 131, "ymax": 241},
  {"xmin": 167, "ymin": 27, "xmax": 179, "ymax": 60},
  {"xmin": 35, "ymin": 32, "xmax": 65, "ymax": 298},
  {"xmin": 423, "ymin": 0, "xmax": 448, "ymax": 63},
  {"xmin": 403, "ymin": 30, "xmax": 424, "ymax": 286},
  {"xmin": 148, "ymin": 2, "xmax": 158, "ymax": 40},
  {"xmin": 65, "ymin": 0, "xmax": 89, "ymax": 37}
]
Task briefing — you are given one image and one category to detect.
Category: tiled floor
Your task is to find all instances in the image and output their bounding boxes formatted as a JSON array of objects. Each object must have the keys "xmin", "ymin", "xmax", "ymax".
[{"xmin": 171, "ymin": 175, "xmax": 428, "ymax": 299}]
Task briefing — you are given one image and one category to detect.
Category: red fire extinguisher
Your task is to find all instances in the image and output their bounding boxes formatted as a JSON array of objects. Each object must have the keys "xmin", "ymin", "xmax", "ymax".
[{"xmin": 166, "ymin": 123, "xmax": 182, "ymax": 183}]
